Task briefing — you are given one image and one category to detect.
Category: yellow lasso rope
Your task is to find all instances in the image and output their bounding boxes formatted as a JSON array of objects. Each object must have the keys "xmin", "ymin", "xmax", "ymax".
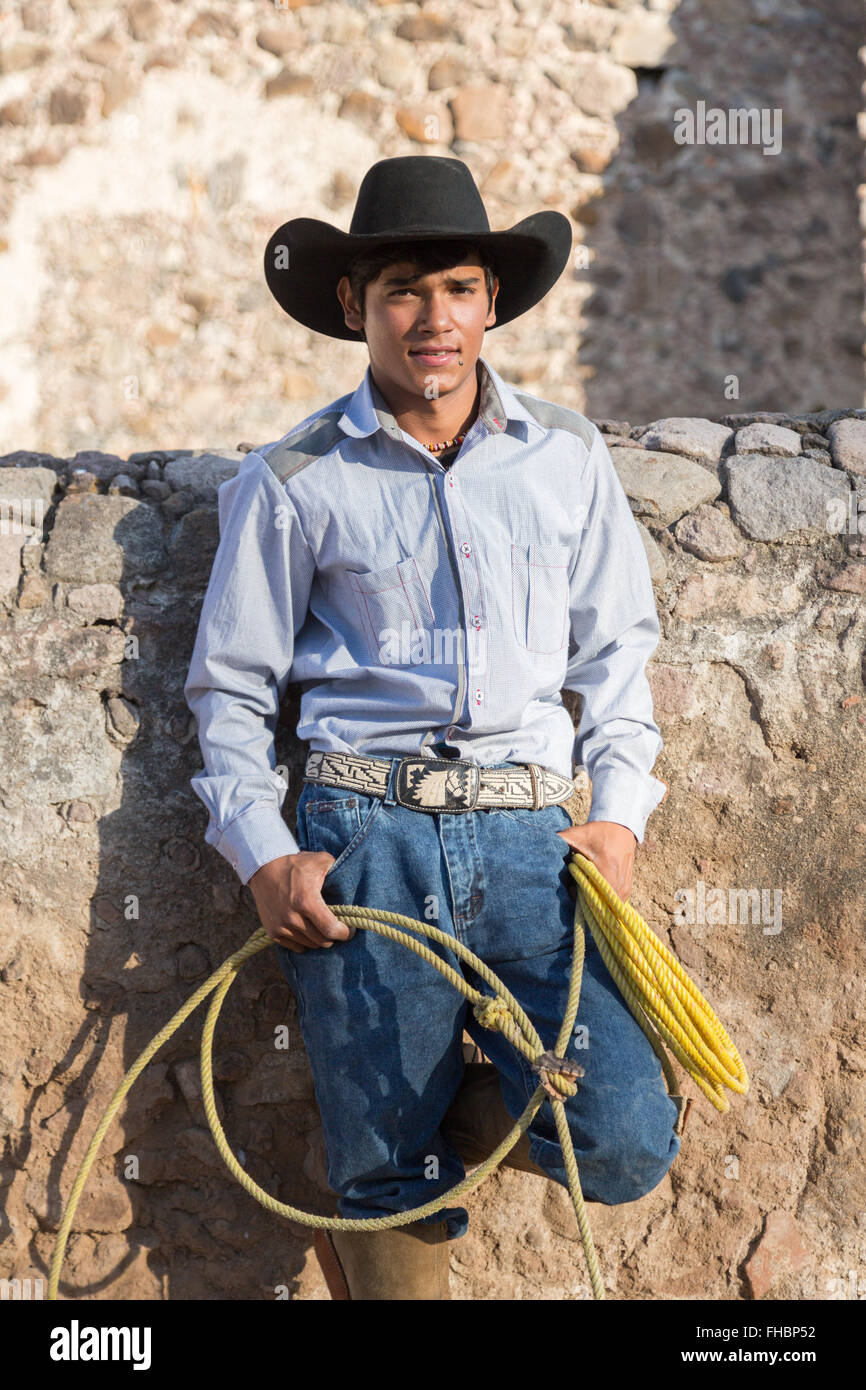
[{"xmin": 47, "ymin": 850, "xmax": 747, "ymax": 1303}]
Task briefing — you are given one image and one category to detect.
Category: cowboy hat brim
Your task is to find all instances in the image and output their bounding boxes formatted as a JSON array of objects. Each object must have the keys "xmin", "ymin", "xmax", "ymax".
[{"xmin": 263, "ymin": 210, "xmax": 573, "ymax": 341}]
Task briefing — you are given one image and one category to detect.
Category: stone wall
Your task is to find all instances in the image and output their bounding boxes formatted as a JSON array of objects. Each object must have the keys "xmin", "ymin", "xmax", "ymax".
[
  {"xmin": 1, "ymin": 0, "xmax": 864, "ymax": 462},
  {"xmin": 1, "ymin": 404, "xmax": 864, "ymax": 1301}
]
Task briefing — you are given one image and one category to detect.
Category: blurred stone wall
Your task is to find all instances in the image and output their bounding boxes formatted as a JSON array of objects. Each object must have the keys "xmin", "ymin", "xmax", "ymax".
[
  {"xmin": 0, "ymin": 0, "xmax": 864, "ymax": 466},
  {"xmin": 1, "ymin": 402, "xmax": 864, "ymax": 1300}
]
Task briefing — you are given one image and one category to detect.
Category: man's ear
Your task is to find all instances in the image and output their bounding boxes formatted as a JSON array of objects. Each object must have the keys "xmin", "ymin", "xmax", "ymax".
[{"xmin": 336, "ymin": 274, "xmax": 364, "ymax": 335}]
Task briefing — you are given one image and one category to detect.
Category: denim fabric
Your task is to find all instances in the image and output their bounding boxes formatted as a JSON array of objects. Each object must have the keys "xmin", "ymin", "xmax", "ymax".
[{"xmin": 275, "ymin": 757, "xmax": 681, "ymax": 1239}]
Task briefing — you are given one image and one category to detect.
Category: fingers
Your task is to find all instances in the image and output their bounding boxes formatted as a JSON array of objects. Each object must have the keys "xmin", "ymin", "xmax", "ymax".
[{"xmin": 259, "ymin": 853, "xmax": 357, "ymax": 954}]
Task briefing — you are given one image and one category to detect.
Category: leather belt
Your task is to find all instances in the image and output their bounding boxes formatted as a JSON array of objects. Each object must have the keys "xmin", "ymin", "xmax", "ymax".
[{"xmin": 303, "ymin": 749, "xmax": 575, "ymax": 814}]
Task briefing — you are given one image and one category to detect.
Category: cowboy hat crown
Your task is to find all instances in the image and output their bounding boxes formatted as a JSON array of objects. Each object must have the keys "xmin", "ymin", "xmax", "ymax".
[{"xmin": 264, "ymin": 155, "xmax": 573, "ymax": 340}]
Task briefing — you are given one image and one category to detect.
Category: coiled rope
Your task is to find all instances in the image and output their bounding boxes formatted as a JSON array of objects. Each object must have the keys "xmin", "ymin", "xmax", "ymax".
[{"xmin": 48, "ymin": 850, "xmax": 748, "ymax": 1302}]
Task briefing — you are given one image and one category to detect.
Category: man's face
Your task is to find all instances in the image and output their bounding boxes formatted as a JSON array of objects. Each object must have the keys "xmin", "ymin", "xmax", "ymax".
[{"xmin": 337, "ymin": 254, "xmax": 499, "ymax": 399}]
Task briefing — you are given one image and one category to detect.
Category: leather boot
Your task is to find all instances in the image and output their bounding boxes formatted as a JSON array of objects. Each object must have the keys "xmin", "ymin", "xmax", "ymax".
[
  {"xmin": 441, "ymin": 1062, "xmax": 550, "ymax": 1179},
  {"xmin": 313, "ymin": 1219, "xmax": 452, "ymax": 1300}
]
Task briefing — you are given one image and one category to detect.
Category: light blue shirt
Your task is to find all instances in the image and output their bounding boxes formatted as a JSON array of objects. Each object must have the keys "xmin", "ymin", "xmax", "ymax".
[{"xmin": 183, "ymin": 356, "xmax": 667, "ymax": 884}]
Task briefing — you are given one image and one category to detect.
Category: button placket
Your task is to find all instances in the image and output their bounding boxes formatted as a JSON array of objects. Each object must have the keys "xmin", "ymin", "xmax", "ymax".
[{"xmin": 445, "ymin": 485, "xmax": 487, "ymax": 714}]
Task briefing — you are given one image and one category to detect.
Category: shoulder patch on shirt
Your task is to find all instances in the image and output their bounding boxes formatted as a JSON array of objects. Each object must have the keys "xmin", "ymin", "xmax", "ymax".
[
  {"xmin": 511, "ymin": 392, "xmax": 596, "ymax": 452},
  {"xmin": 260, "ymin": 409, "xmax": 346, "ymax": 482}
]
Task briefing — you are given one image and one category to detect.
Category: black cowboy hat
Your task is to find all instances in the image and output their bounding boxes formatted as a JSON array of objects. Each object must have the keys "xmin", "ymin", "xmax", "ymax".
[{"xmin": 263, "ymin": 155, "xmax": 573, "ymax": 341}]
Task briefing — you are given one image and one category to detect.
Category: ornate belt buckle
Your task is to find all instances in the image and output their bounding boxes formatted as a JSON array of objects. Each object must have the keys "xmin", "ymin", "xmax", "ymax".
[{"xmin": 394, "ymin": 757, "xmax": 480, "ymax": 812}]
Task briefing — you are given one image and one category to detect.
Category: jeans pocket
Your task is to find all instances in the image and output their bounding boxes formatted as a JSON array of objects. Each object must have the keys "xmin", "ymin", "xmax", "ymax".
[{"xmin": 302, "ymin": 788, "xmax": 383, "ymax": 876}]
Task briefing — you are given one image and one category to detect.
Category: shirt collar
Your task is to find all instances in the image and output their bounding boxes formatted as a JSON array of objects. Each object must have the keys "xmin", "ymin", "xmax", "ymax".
[{"xmin": 337, "ymin": 355, "xmax": 545, "ymax": 442}]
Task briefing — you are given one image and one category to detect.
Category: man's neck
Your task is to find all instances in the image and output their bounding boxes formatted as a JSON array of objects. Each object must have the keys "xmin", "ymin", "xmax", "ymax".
[{"xmin": 369, "ymin": 360, "xmax": 481, "ymax": 447}]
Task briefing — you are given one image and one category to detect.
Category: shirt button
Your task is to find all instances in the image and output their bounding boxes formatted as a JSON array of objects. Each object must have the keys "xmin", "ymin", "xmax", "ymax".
[
  {"xmin": 474, "ymin": 689, "xmax": 483, "ymax": 703},
  {"xmin": 460, "ymin": 542, "xmax": 471, "ymax": 557},
  {"xmin": 471, "ymin": 615, "xmax": 482, "ymax": 628}
]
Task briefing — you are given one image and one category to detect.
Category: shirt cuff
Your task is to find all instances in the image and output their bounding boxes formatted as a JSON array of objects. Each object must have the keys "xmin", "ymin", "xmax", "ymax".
[
  {"xmin": 209, "ymin": 804, "xmax": 301, "ymax": 885},
  {"xmin": 584, "ymin": 769, "xmax": 667, "ymax": 846}
]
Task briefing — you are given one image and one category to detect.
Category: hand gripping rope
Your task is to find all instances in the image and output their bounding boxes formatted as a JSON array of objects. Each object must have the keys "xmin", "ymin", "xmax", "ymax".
[{"xmin": 48, "ymin": 850, "xmax": 748, "ymax": 1302}]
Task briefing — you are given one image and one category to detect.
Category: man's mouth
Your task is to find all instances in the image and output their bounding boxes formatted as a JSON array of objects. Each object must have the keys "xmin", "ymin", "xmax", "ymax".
[{"xmin": 408, "ymin": 348, "xmax": 459, "ymax": 363}]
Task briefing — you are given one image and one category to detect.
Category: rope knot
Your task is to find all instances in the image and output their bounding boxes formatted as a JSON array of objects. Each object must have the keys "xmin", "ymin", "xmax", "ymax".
[
  {"xmin": 531, "ymin": 1049, "xmax": 585, "ymax": 1101},
  {"xmin": 472, "ymin": 994, "xmax": 511, "ymax": 1034}
]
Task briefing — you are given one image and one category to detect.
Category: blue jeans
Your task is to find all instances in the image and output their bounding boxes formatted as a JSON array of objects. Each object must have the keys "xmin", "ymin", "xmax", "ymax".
[{"xmin": 274, "ymin": 757, "xmax": 681, "ymax": 1239}]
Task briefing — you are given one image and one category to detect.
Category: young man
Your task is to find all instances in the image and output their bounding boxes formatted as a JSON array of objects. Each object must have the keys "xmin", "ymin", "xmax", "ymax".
[{"xmin": 183, "ymin": 156, "xmax": 678, "ymax": 1300}]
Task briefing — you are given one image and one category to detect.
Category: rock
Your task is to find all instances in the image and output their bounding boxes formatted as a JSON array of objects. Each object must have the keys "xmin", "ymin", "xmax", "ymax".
[
  {"xmin": 395, "ymin": 13, "xmax": 457, "ymax": 41},
  {"xmin": 734, "ymin": 423, "xmax": 802, "ymax": 457},
  {"xmin": 744, "ymin": 1211, "xmax": 810, "ymax": 1299},
  {"xmin": 0, "ymin": 542, "xmax": 25, "ymax": 603},
  {"xmin": 1, "ymin": 41, "xmax": 51, "ymax": 72},
  {"xmin": 610, "ymin": 9, "xmax": 678, "ymax": 68},
  {"xmin": 167, "ymin": 506, "xmax": 220, "ymax": 585},
  {"xmin": 636, "ymin": 418, "xmax": 733, "ymax": 465},
  {"xmin": 80, "ymin": 30, "xmax": 125, "ymax": 66},
  {"xmin": 374, "ymin": 44, "xmax": 416, "ymax": 92},
  {"xmin": 173, "ymin": 1059, "xmax": 225, "ymax": 1126},
  {"xmin": 105, "ymin": 695, "xmax": 139, "ymax": 743},
  {"xmin": 569, "ymin": 125, "xmax": 620, "ymax": 174},
  {"xmin": 723, "ymin": 453, "xmax": 850, "ymax": 542},
  {"xmin": 562, "ymin": 9, "xmax": 618, "ymax": 51},
  {"xmin": 71, "ymin": 1167, "xmax": 135, "ymax": 1234},
  {"xmin": 64, "ymin": 450, "xmax": 141, "ymax": 483},
  {"xmin": 0, "ymin": 465, "xmax": 56, "ymax": 517},
  {"xmin": 187, "ymin": 10, "xmax": 237, "ymax": 39},
  {"xmin": 175, "ymin": 943, "xmax": 211, "ymax": 981},
  {"xmin": 817, "ymin": 560, "xmax": 866, "ymax": 594},
  {"xmin": 338, "ymin": 90, "xmax": 385, "ymax": 129},
  {"xmin": 395, "ymin": 102, "xmax": 454, "ymax": 144},
  {"xmin": 610, "ymin": 446, "xmax": 721, "ymax": 524},
  {"xmin": 449, "ymin": 84, "xmax": 509, "ymax": 142},
  {"xmin": 0, "ymin": 98, "xmax": 31, "ymax": 125},
  {"xmin": 163, "ymin": 450, "xmax": 245, "ymax": 500},
  {"xmin": 140, "ymin": 480, "xmax": 171, "ymax": 501},
  {"xmin": 17, "ymin": 573, "xmax": 48, "ymax": 608},
  {"xmin": 48, "ymin": 86, "xmax": 88, "ymax": 124},
  {"xmin": 265, "ymin": 69, "xmax": 316, "ymax": 99},
  {"xmin": 595, "ymin": 420, "xmax": 631, "ymax": 437},
  {"xmin": 256, "ymin": 26, "xmax": 303, "ymax": 57},
  {"xmin": 126, "ymin": 0, "xmax": 161, "ymax": 42},
  {"xmin": 232, "ymin": 1050, "xmax": 315, "ymax": 1105},
  {"xmin": 827, "ymin": 418, "xmax": 866, "ymax": 476},
  {"xmin": 0, "ymin": 450, "xmax": 62, "ymax": 473},
  {"xmin": 100, "ymin": 71, "xmax": 137, "ymax": 117},
  {"xmin": 674, "ymin": 504, "xmax": 745, "ymax": 561},
  {"xmin": 65, "ymin": 470, "xmax": 100, "ymax": 494},
  {"xmin": 107, "ymin": 473, "xmax": 139, "ymax": 497},
  {"xmin": 69, "ymin": 583, "xmax": 123, "ymax": 622},
  {"xmin": 636, "ymin": 519, "xmax": 666, "ymax": 582},
  {"xmin": 43, "ymin": 493, "xmax": 166, "ymax": 583},
  {"xmin": 554, "ymin": 53, "xmax": 637, "ymax": 120},
  {"xmin": 301, "ymin": 1125, "xmax": 330, "ymax": 1193},
  {"xmin": 427, "ymin": 56, "xmax": 469, "ymax": 90}
]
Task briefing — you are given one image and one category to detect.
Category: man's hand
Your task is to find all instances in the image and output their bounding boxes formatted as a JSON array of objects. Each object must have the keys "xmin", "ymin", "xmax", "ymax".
[
  {"xmin": 248, "ymin": 852, "xmax": 357, "ymax": 953},
  {"xmin": 556, "ymin": 820, "xmax": 638, "ymax": 903}
]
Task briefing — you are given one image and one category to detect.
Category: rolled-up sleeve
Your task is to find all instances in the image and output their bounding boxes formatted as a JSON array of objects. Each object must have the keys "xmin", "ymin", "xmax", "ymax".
[
  {"xmin": 183, "ymin": 450, "xmax": 315, "ymax": 883},
  {"xmin": 563, "ymin": 427, "xmax": 667, "ymax": 844}
]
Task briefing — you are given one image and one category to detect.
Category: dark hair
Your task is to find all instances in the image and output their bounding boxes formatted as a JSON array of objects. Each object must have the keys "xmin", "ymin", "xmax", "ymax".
[{"xmin": 343, "ymin": 239, "xmax": 498, "ymax": 334}]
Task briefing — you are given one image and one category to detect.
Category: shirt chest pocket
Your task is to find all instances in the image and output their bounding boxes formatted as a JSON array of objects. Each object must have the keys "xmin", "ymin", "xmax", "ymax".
[
  {"xmin": 346, "ymin": 556, "xmax": 435, "ymax": 665},
  {"xmin": 511, "ymin": 541, "xmax": 571, "ymax": 654}
]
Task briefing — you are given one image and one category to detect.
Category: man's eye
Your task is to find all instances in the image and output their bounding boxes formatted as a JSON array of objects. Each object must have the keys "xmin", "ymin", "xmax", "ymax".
[{"xmin": 389, "ymin": 287, "xmax": 475, "ymax": 296}]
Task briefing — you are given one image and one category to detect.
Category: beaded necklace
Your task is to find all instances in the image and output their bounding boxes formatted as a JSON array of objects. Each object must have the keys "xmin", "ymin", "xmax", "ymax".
[{"xmin": 426, "ymin": 432, "xmax": 468, "ymax": 454}]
